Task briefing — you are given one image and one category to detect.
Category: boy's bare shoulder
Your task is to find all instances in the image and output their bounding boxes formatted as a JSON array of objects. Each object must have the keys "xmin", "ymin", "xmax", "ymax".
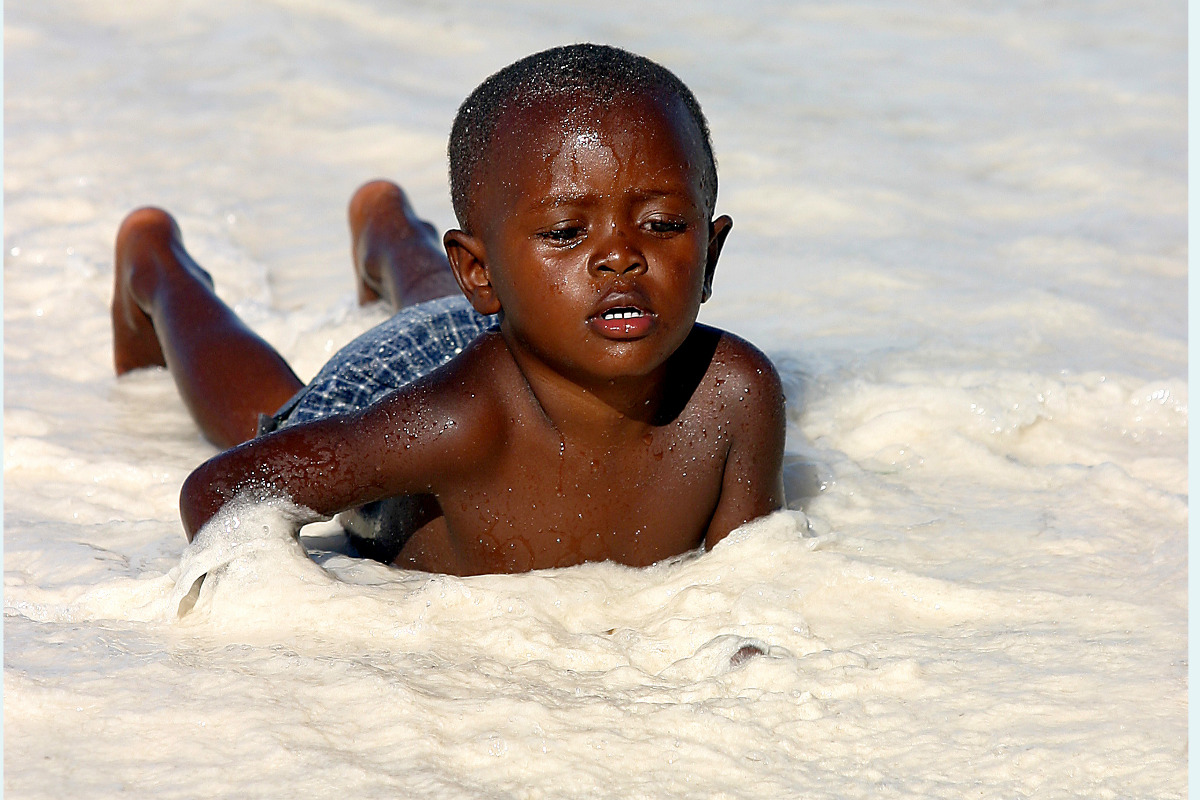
[
  {"xmin": 693, "ymin": 323, "xmax": 785, "ymax": 406},
  {"xmin": 372, "ymin": 329, "xmax": 516, "ymax": 447}
]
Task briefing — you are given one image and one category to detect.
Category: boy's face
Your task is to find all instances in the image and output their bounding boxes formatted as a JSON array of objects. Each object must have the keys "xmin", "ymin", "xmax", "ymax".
[{"xmin": 447, "ymin": 89, "xmax": 731, "ymax": 388}]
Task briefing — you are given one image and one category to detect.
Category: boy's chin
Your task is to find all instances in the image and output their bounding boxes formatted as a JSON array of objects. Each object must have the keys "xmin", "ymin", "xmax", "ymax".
[
  {"xmin": 572, "ymin": 345, "xmax": 690, "ymax": 386},
  {"xmin": 521, "ymin": 346, "xmax": 670, "ymax": 385}
]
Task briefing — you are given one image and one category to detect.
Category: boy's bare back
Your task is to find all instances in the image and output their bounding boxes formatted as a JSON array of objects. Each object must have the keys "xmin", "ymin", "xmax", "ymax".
[{"xmin": 178, "ymin": 46, "xmax": 786, "ymax": 575}]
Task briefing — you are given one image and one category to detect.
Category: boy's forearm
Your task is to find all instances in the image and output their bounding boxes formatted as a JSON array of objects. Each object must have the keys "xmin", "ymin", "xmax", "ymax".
[{"xmin": 175, "ymin": 413, "xmax": 408, "ymax": 541}]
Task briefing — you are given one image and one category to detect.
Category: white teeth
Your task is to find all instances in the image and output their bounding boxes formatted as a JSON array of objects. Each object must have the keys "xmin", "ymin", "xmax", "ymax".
[{"xmin": 601, "ymin": 308, "xmax": 644, "ymax": 320}]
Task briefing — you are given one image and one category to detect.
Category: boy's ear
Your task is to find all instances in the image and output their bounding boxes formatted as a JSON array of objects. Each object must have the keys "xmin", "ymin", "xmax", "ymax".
[
  {"xmin": 444, "ymin": 229, "xmax": 501, "ymax": 315},
  {"xmin": 701, "ymin": 215, "xmax": 733, "ymax": 303}
]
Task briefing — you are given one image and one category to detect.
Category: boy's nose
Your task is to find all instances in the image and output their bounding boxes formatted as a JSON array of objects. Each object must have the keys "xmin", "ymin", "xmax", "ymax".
[{"xmin": 588, "ymin": 224, "xmax": 646, "ymax": 278}]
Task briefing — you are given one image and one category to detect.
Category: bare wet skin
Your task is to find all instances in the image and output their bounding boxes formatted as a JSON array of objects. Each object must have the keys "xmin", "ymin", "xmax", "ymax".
[
  {"xmin": 349, "ymin": 180, "xmax": 460, "ymax": 308},
  {"xmin": 385, "ymin": 327, "xmax": 763, "ymax": 574},
  {"xmin": 112, "ymin": 208, "xmax": 305, "ymax": 448},
  {"xmin": 163, "ymin": 89, "xmax": 785, "ymax": 576},
  {"xmin": 112, "ymin": 208, "xmax": 203, "ymax": 375}
]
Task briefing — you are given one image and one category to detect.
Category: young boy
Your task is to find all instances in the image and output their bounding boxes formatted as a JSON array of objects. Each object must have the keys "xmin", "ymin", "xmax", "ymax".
[{"xmin": 112, "ymin": 44, "xmax": 786, "ymax": 576}]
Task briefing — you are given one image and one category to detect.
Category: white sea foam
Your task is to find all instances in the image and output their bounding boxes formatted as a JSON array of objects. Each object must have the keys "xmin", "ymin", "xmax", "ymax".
[{"xmin": 4, "ymin": 1, "xmax": 1185, "ymax": 797}]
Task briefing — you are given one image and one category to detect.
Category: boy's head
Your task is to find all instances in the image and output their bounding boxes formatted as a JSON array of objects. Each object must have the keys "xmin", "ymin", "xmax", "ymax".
[
  {"xmin": 442, "ymin": 44, "xmax": 733, "ymax": 386},
  {"xmin": 448, "ymin": 43, "xmax": 718, "ymax": 232}
]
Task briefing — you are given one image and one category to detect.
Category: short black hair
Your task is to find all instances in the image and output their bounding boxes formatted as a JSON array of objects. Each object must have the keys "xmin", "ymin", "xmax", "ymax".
[{"xmin": 448, "ymin": 43, "xmax": 718, "ymax": 230}]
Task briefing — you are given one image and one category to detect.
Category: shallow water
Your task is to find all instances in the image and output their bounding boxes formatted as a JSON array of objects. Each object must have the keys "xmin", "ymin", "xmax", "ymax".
[{"xmin": 3, "ymin": 1, "xmax": 1186, "ymax": 797}]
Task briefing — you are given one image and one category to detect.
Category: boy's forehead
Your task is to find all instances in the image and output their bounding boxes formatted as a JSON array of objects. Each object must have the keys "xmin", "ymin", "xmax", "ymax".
[{"xmin": 465, "ymin": 90, "xmax": 707, "ymax": 221}]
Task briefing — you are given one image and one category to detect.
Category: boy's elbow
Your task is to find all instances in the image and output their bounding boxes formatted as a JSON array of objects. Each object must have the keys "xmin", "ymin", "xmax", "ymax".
[{"xmin": 179, "ymin": 462, "xmax": 220, "ymax": 542}]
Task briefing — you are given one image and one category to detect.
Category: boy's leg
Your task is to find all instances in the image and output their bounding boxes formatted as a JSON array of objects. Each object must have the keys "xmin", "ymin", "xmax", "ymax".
[
  {"xmin": 349, "ymin": 180, "xmax": 460, "ymax": 310},
  {"xmin": 112, "ymin": 207, "xmax": 304, "ymax": 449}
]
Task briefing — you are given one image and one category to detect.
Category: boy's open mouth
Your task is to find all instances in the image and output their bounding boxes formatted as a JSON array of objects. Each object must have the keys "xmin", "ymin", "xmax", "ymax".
[
  {"xmin": 600, "ymin": 307, "xmax": 646, "ymax": 320},
  {"xmin": 589, "ymin": 305, "xmax": 656, "ymax": 338}
]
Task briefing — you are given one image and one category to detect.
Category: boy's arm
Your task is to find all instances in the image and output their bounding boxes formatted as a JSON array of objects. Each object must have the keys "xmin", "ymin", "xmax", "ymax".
[
  {"xmin": 703, "ymin": 340, "xmax": 787, "ymax": 549},
  {"xmin": 179, "ymin": 372, "xmax": 496, "ymax": 540}
]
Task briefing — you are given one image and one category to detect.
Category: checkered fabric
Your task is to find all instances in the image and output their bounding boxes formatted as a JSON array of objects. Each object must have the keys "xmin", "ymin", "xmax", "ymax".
[{"xmin": 260, "ymin": 294, "xmax": 497, "ymax": 433}]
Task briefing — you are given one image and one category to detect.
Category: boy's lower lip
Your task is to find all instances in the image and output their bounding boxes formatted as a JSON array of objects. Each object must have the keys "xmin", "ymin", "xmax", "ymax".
[{"xmin": 587, "ymin": 310, "xmax": 657, "ymax": 339}]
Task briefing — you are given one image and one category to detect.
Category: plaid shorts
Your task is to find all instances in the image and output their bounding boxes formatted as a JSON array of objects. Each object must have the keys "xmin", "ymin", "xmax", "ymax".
[{"xmin": 259, "ymin": 294, "xmax": 497, "ymax": 433}]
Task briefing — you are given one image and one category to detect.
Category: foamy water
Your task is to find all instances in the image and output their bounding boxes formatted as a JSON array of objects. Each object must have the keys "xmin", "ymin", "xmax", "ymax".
[{"xmin": 4, "ymin": 1, "xmax": 1186, "ymax": 797}]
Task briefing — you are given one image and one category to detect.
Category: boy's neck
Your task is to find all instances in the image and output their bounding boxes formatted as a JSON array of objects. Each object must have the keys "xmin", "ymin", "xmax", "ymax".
[
  {"xmin": 506, "ymin": 345, "xmax": 668, "ymax": 439},
  {"xmin": 498, "ymin": 325, "xmax": 718, "ymax": 441}
]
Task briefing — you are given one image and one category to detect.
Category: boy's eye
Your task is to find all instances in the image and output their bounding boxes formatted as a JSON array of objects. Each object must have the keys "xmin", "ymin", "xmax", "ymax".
[
  {"xmin": 537, "ymin": 226, "xmax": 585, "ymax": 243},
  {"xmin": 646, "ymin": 219, "xmax": 688, "ymax": 235}
]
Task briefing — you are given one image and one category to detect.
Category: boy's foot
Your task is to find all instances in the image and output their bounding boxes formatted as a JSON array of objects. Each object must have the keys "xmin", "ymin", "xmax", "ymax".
[
  {"xmin": 348, "ymin": 180, "xmax": 459, "ymax": 309},
  {"xmin": 111, "ymin": 207, "xmax": 212, "ymax": 375}
]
